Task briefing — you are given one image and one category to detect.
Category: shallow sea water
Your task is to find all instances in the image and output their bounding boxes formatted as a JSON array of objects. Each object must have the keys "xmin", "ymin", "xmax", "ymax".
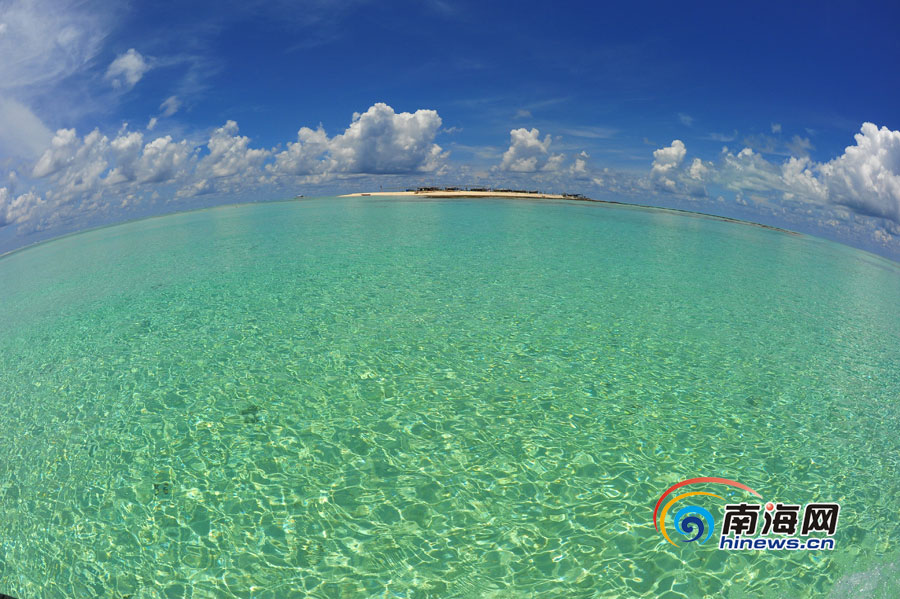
[{"xmin": 1, "ymin": 197, "xmax": 899, "ymax": 598}]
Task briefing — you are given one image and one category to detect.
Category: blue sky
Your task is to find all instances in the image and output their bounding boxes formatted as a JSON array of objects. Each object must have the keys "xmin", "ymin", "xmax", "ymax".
[{"xmin": 1, "ymin": 0, "xmax": 899, "ymax": 258}]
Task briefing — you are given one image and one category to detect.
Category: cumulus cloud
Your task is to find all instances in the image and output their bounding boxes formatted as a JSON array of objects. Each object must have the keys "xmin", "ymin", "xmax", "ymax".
[
  {"xmin": 651, "ymin": 140, "xmax": 686, "ymax": 176},
  {"xmin": 32, "ymin": 128, "xmax": 80, "ymax": 178},
  {"xmin": 105, "ymin": 131, "xmax": 145, "ymax": 184},
  {"xmin": 688, "ymin": 157, "xmax": 709, "ymax": 180},
  {"xmin": 197, "ymin": 120, "xmax": 269, "ymax": 179},
  {"xmin": 105, "ymin": 131, "xmax": 193, "ymax": 186},
  {"xmin": 646, "ymin": 140, "xmax": 711, "ymax": 197},
  {"xmin": 28, "ymin": 128, "xmax": 112, "ymax": 206},
  {"xmin": 499, "ymin": 128, "xmax": 563, "ymax": 172},
  {"xmin": 7, "ymin": 103, "xmax": 899, "ymax": 261},
  {"xmin": 269, "ymin": 126, "xmax": 333, "ymax": 176},
  {"xmin": 105, "ymin": 49, "xmax": 151, "ymax": 90},
  {"xmin": 0, "ymin": 187, "xmax": 44, "ymax": 226},
  {"xmin": 650, "ymin": 139, "xmax": 686, "ymax": 190},
  {"xmin": 649, "ymin": 122, "xmax": 900, "ymax": 252},
  {"xmin": 177, "ymin": 178, "xmax": 215, "ymax": 198},
  {"xmin": 333, "ymin": 103, "xmax": 445, "ymax": 173},
  {"xmin": 5, "ymin": 125, "xmax": 200, "ymax": 234},
  {"xmin": 715, "ymin": 147, "xmax": 785, "ymax": 194},
  {"xmin": 29, "ymin": 125, "xmax": 195, "ymax": 208},
  {"xmin": 781, "ymin": 156, "xmax": 825, "ymax": 202},
  {"xmin": 570, "ymin": 151, "xmax": 590, "ymax": 177},
  {"xmin": 8, "ymin": 103, "xmax": 448, "ymax": 234},
  {"xmin": 133, "ymin": 135, "xmax": 193, "ymax": 183},
  {"xmin": 820, "ymin": 122, "xmax": 900, "ymax": 223},
  {"xmin": 706, "ymin": 123, "xmax": 900, "ymax": 227},
  {"xmin": 270, "ymin": 102, "xmax": 446, "ymax": 176}
]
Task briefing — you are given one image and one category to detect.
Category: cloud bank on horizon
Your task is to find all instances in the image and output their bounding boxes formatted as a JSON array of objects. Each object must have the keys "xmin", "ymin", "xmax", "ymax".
[{"xmin": 0, "ymin": 0, "xmax": 899, "ymax": 259}]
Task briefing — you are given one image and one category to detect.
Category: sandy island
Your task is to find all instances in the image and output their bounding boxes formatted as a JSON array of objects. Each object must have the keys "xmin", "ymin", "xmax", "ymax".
[
  {"xmin": 339, "ymin": 190, "xmax": 581, "ymax": 200},
  {"xmin": 337, "ymin": 189, "xmax": 801, "ymax": 235}
]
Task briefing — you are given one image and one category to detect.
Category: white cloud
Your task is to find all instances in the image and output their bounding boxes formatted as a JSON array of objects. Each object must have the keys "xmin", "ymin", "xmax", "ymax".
[
  {"xmin": 160, "ymin": 95, "xmax": 180, "ymax": 117},
  {"xmin": 820, "ymin": 122, "xmax": 900, "ymax": 223},
  {"xmin": 270, "ymin": 102, "xmax": 446, "ymax": 176},
  {"xmin": 688, "ymin": 157, "xmax": 709, "ymax": 180},
  {"xmin": 781, "ymin": 156, "xmax": 825, "ymax": 202},
  {"xmin": 499, "ymin": 128, "xmax": 563, "ymax": 172},
  {"xmin": 8, "ymin": 102, "xmax": 899, "ymax": 262},
  {"xmin": 30, "ymin": 125, "xmax": 195, "ymax": 207},
  {"xmin": 560, "ymin": 126, "xmax": 617, "ymax": 139},
  {"xmin": 105, "ymin": 48, "xmax": 151, "ymax": 90},
  {"xmin": 570, "ymin": 151, "xmax": 589, "ymax": 177},
  {"xmin": 0, "ymin": 187, "xmax": 44, "ymax": 226},
  {"xmin": 0, "ymin": 0, "xmax": 108, "ymax": 92},
  {"xmin": 0, "ymin": 1, "xmax": 120, "ymax": 170},
  {"xmin": 678, "ymin": 113, "xmax": 694, "ymax": 126},
  {"xmin": 99, "ymin": 130, "xmax": 193, "ymax": 187},
  {"xmin": 269, "ymin": 126, "xmax": 334, "ymax": 176},
  {"xmin": 786, "ymin": 135, "xmax": 813, "ymax": 157},
  {"xmin": 0, "ymin": 95, "xmax": 53, "ymax": 159},
  {"xmin": 586, "ymin": 167, "xmax": 646, "ymax": 197},
  {"xmin": 135, "ymin": 135, "xmax": 193, "ymax": 183},
  {"xmin": 144, "ymin": 96, "xmax": 179, "ymax": 132},
  {"xmin": 651, "ymin": 139, "xmax": 686, "ymax": 179},
  {"xmin": 705, "ymin": 130, "xmax": 738, "ymax": 142},
  {"xmin": 690, "ymin": 122, "xmax": 900, "ymax": 230},
  {"xmin": 197, "ymin": 120, "xmax": 269, "ymax": 179},
  {"xmin": 32, "ymin": 128, "xmax": 80, "ymax": 178},
  {"xmin": 544, "ymin": 153, "xmax": 565, "ymax": 172},
  {"xmin": 715, "ymin": 146, "xmax": 786, "ymax": 194},
  {"xmin": 771, "ymin": 123, "xmax": 782, "ymax": 134},
  {"xmin": 874, "ymin": 228, "xmax": 894, "ymax": 245},
  {"xmin": 177, "ymin": 178, "xmax": 215, "ymax": 198},
  {"xmin": 332, "ymin": 103, "xmax": 445, "ymax": 173},
  {"xmin": 105, "ymin": 131, "xmax": 145, "ymax": 185},
  {"xmin": 41, "ymin": 128, "xmax": 109, "ymax": 196},
  {"xmin": 741, "ymin": 134, "xmax": 780, "ymax": 155},
  {"xmin": 12, "ymin": 104, "xmax": 447, "ymax": 232}
]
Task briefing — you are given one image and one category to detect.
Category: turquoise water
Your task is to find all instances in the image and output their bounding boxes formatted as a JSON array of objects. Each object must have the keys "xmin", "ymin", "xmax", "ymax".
[{"xmin": 1, "ymin": 197, "xmax": 899, "ymax": 598}]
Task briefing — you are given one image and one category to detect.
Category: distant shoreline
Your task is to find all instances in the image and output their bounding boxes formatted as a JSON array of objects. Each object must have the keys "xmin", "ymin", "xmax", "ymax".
[
  {"xmin": 338, "ymin": 190, "xmax": 801, "ymax": 235},
  {"xmin": 339, "ymin": 190, "xmax": 577, "ymax": 200},
  {"xmin": 0, "ymin": 192, "xmax": 821, "ymax": 263}
]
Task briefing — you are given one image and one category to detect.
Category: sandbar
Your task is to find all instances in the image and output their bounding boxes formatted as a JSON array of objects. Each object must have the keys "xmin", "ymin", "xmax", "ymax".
[{"xmin": 339, "ymin": 190, "xmax": 581, "ymax": 200}]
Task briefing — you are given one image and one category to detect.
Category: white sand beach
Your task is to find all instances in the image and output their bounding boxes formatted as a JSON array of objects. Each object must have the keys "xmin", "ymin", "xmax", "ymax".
[{"xmin": 339, "ymin": 190, "xmax": 583, "ymax": 200}]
